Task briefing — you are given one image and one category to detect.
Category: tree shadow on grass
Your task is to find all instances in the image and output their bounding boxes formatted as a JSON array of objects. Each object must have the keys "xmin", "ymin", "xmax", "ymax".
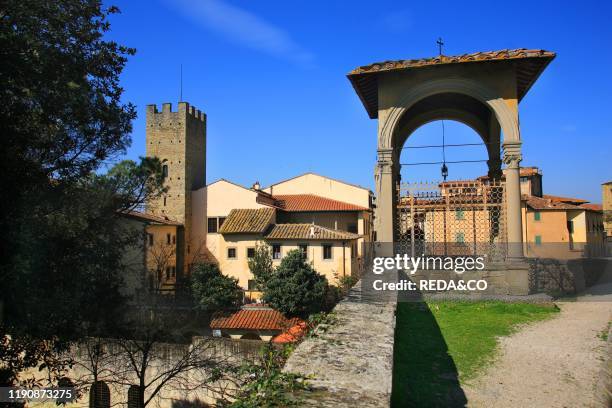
[{"xmin": 391, "ymin": 287, "xmax": 467, "ymax": 407}]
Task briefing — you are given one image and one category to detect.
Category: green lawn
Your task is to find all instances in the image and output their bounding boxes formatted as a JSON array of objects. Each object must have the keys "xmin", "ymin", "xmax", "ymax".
[{"xmin": 391, "ymin": 301, "xmax": 559, "ymax": 408}]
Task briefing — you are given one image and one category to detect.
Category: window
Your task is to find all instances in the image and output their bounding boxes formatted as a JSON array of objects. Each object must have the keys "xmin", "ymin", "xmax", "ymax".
[
  {"xmin": 218, "ymin": 217, "xmax": 226, "ymax": 228},
  {"xmin": 163, "ymin": 196, "xmax": 167, "ymax": 206},
  {"xmin": 535, "ymin": 235, "xmax": 542, "ymax": 246},
  {"xmin": 207, "ymin": 217, "xmax": 218, "ymax": 233},
  {"xmin": 166, "ymin": 233, "xmax": 171, "ymax": 245},
  {"xmin": 247, "ymin": 247, "xmax": 255, "ymax": 259},
  {"xmin": 272, "ymin": 244, "xmax": 281, "ymax": 260},
  {"xmin": 455, "ymin": 232, "xmax": 465, "ymax": 243},
  {"xmin": 347, "ymin": 223, "xmax": 358, "ymax": 234},
  {"xmin": 162, "ymin": 165, "xmax": 168, "ymax": 178},
  {"xmin": 147, "ymin": 233, "xmax": 154, "ymax": 246},
  {"xmin": 227, "ymin": 247, "xmax": 237, "ymax": 259},
  {"xmin": 455, "ymin": 209, "xmax": 465, "ymax": 220},
  {"xmin": 172, "ymin": 235, "xmax": 176, "ymax": 244},
  {"xmin": 322, "ymin": 244, "xmax": 332, "ymax": 260},
  {"xmin": 247, "ymin": 279, "xmax": 257, "ymax": 291},
  {"xmin": 534, "ymin": 211, "xmax": 541, "ymax": 221},
  {"xmin": 298, "ymin": 243, "xmax": 308, "ymax": 258}
]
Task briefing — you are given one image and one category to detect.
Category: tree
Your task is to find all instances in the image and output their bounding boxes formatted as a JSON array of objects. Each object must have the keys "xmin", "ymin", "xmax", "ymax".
[
  {"xmin": 247, "ymin": 242, "xmax": 274, "ymax": 290},
  {"xmin": 262, "ymin": 250, "xmax": 328, "ymax": 317},
  {"xmin": 190, "ymin": 263, "xmax": 243, "ymax": 311},
  {"xmin": 71, "ymin": 312, "xmax": 237, "ymax": 408},
  {"xmin": 0, "ymin": 0, "xmax": 153, "ymax": 388}
]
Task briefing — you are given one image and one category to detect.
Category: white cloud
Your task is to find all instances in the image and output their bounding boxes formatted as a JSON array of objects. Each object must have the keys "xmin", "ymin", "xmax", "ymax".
[{"xmin": 167, "ymin": 0, "xmax": 314, "ymax": 65}]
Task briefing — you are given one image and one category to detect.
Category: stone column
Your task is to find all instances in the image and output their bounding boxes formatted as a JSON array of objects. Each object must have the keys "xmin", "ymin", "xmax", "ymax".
[
  {"xmin": 503, "ymin": 141, "xmax": 524, "ymax": 259},
  {"xmin": 374, "ymin": 149, "xmax": 395, "ymax": 255}
]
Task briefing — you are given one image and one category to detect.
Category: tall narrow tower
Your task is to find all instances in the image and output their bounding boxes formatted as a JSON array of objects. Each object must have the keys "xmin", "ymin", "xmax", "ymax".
[{"xmin": 145, "ymin": 102, "xmax": 206, "ymax": 260}]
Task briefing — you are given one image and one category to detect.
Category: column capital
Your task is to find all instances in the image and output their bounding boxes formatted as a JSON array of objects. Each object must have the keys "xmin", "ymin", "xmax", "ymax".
[{"xmin": 502, "ymin": 141, "xmax": 522, "ymax": 169}]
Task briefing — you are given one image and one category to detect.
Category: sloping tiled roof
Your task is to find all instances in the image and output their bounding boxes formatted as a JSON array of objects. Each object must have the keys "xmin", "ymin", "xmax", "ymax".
[
  {"xmin": 523, "ymin": 195, "xmax": 583, "ymax": 211},
  {"xmin": 120, "ymin": 211, "xmax": 182, "ymax": 225},
  {"xmin": 210, "ymin": 306, "xmax": 302, "ymax": 331},
  {"xmin": 273, "ymin": 194, "xmax": 369, "ymax": 212},
  {"xmin": 265, "ymin": 224, "xmax": 360, "ymax": 241},
  {"xmin": 542, "ymin": 194, "xmax": 589, "ymax": 204},
  {"xmin": 218, "ymin": 208, "xmax": 275, "ymax": 234},
  {"xmin": 348, "ymin": 49, "xmax": 555, "ymax": 118},
  {"xmin": 580, "ymin": 203, "xmax": 603, "ymax": 212}
]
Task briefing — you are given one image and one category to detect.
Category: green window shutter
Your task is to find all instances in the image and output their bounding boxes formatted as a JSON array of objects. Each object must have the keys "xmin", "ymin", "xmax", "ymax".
[
  {"xmin": 456, "ymin": 232, "xmax": 465, "ymax": 243},
  {"xmin": 456, "ymin": 209, "xmax": 464, "ymax": 220},
  {"xmin": 534, "ymin": 211, "xmax": 541, "ymax": 221},
  {"xmin": 535, "ymin": 235, "xmax": 542, "ymax": 245}
]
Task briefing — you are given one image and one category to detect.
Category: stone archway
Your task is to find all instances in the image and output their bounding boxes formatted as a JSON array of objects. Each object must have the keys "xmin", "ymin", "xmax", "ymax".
[{"xmin": 347, "ymin": 49, "xmax": 555, "ymax": 259}]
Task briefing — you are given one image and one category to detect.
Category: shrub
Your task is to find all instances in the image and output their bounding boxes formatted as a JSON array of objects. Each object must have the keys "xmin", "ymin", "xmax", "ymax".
[
  {"xmin": 263, "ymin": 250, "xmax": 328, "ymax": 317},
  {"xmin": 190, "ymin": 263, "xmax": 243, "ymax": 311}
]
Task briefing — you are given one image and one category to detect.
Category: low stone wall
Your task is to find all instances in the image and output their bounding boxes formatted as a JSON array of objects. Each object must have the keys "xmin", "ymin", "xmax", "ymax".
[
  {"xmin": 528, "ymin": 257, "xmax": 611, "ymax": 295},
  {"xmin": 283, "ymin": 281, "xmax": 396, "ymax": 407}
]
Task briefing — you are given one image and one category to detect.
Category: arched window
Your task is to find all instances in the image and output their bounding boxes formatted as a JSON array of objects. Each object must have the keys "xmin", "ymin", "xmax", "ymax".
[
  {"xmin": 89, "ymin": 381, "xmax": 110, "ymax": 408},
  {"xmin": 127, "ymin": 385, "xmax": 143, "ymax": 408},
  {"xmin": 162, "ymin": 164, "xmax": 168, "ymax": 178}
]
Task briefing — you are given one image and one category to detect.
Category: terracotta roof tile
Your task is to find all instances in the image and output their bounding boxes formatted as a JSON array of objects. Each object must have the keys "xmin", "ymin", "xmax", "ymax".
[
  {"xmin": 580, "ymin": 203, "xmax": 603, "ymax": 212},
  {"xmin": 542, "ymin": 194, "xmax": 589, "ymax": 204},
  {"xmin": 219, "ymin": 208, "xmax": 275, "ymax": 234},
  {"xmin": 348, "ymin": 49, "xmax": 555, "ymax": 118},
  {"xmin": 523, "ymin": 195, "xmax": 583, "ymax": 211},
  {"xmin": 120, "ymin": 211, "xmax": 182, "ymax": 225},
  {"xmin": 273, "ymin": 194, "xmax": 369, "ymax": 212},
  {"xmin": 210, "ymin": 307, "xmax": 303, "ymax": 331},
  {"xmin": 265, "ymin": 224, "xmax": 360, "ymax": 241}
]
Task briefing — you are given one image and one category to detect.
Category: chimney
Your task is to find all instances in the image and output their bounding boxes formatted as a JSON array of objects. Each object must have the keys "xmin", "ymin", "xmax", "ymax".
[{"xmin": 252, "ymin": 181, "xmax": 261, "ymax": 190}]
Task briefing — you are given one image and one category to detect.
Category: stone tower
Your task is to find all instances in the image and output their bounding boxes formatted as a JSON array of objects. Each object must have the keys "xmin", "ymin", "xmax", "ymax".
[{"xmin": 145, "ymin": 102, "xmax": 206, "ymax": 254}]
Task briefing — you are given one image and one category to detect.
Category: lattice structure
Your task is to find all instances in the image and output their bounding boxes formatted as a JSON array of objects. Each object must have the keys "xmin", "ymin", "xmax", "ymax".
[{"xmin": 396, "ymin": 180, "xmax": 507, "ymax": 260}]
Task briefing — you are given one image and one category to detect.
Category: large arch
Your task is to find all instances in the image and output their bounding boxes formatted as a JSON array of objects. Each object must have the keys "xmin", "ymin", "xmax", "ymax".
[{"xmin": 374, "ymin": 80, "xmax": 523, "ymax": 256}]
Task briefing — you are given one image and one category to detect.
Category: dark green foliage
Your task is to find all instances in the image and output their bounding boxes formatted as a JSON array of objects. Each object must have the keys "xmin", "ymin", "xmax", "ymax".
[
  {"xmin": 228, "ymin": 344, "xmax": 307, "ymax": 408},
  {"xmin": 0, "ymin": 0, "xmax": 159, "ymax": 387},
  {"xmin": 190, "ymin": 263, "xmax": 243, "ymax": 311},
  {"xmin": 262, "ymin": 250, "xmax": 328, "ymax": 317},
  {"xmin": 247, "ymin": 242, "xmax": 274, "ymax": 290}
]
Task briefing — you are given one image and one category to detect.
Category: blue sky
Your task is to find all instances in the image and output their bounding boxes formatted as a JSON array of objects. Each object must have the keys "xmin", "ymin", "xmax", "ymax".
[{"xmin": 106, "ymin": 0, "xmax": 611, "ymax": 203}]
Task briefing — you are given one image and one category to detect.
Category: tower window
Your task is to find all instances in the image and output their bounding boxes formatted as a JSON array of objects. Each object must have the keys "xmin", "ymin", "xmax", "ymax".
[
  {"xmin": 163, "ymin": 196, "xmax": 167, "ymax": 206},
  {"xmin": 166, "ymin": 233, "xmax": 171, "ymax": 245},
  {"xmin": 147, "ymin": 233, "xmax": 154, "ymax": 246},
  {"xmin": 162, "ymin": 165, "xmax": 168, "ymax": 178}
]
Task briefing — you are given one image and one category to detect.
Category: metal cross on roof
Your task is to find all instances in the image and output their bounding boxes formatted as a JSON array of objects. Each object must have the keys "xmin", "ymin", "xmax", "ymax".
[{"xmin": 436, "ymin": 37, "xmax": 444, "ymax": 55}]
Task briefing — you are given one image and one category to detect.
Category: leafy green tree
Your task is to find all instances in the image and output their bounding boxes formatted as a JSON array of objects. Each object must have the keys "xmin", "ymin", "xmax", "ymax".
[
  {"xmin": 263, "ymin": 250, "xmax": 328, "ymax": 317},
  {"xmin": 247, "ymin": 242, "xmax": 274, "ymax": 290},
  {"xmin": 190, "ymin": 263, "xmax": 243, "ymax": 311},
  {"xmin": 0, "ymin": 0, "xmax": 161, "ymax": 388}
]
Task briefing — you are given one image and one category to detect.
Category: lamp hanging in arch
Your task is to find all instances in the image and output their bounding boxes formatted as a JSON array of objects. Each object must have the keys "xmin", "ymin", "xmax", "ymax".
[{"xmin": 441, "ymin": 120, "xmax": 448, "ymax": 181}]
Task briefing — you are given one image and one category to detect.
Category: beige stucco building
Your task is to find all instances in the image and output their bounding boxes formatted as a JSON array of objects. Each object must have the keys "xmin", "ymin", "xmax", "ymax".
[
  {"xmin": 603, "ymin": 181, "xmax": 612, "ymax": 238},
  {"xmin": 138, "ymin": 103, "xmax": 373, "ymax": 295}
]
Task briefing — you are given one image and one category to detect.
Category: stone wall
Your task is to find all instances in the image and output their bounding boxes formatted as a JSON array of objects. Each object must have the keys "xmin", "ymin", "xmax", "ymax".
[
  {"xmin": 283, "ymin": 281, "xmax": 396, "ymax": 407},
  {"xmin": 528, "ymin": 257, "xmax": 610, "ymax": 295}
]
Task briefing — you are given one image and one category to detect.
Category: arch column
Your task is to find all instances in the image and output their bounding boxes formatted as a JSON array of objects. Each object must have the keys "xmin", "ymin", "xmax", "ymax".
[
  {"xmin": 503, "ymin": 140, "xmax": 524, "ymax": 259},
  {"xmin": 374, "ymin": 148, "xmax": 396, "ymax": 254}
]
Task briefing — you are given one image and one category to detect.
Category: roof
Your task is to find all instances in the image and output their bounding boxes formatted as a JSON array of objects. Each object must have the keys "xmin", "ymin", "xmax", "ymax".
[
  {"xmin": 272, "ymin": 321, "xmax": 308, "ymax": 344},
  {"xmin": 265, "ymin": 172, "xmax": 372, "ymax": 193},
  {"xmin": 348, "ymin": 49, "xmax": 556, "ymax": 119},
  {"xmin": 210, "ymin": 306, "xmax": 303, "ymax": 331},
  {"xmin": 580, "ymin": 203, "xmax": 603, "ymax": 212},
  {"xmin": 218, "ymin": 208, "xmax": 275, "ymax": 234},
  {"xmin": 523, "ymin": 195, "xmax": 584, "ymax": 211},
  {"xmin": 265, "ymin": 223, "xmax": 360, "ymax": 241},
  {"xmin": 520, "ymin": 167, "xmax": 541, "ymax": 177},
  {"xmin": 119, "ymin": 211, "xmax": 182, "ymax": 226},
  {"xmin": 542, "ymin": 194, "xmax": 589, "ymax": 205},
  {"xmin": 273, "ymin": 194, "xmax": 369, "ymax": 212}
]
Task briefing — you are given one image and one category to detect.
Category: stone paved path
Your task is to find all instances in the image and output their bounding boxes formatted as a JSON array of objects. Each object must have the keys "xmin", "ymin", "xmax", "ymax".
[{"xmin": 463, "ymin": 297, "xmax": 611, "ymax": 407}]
